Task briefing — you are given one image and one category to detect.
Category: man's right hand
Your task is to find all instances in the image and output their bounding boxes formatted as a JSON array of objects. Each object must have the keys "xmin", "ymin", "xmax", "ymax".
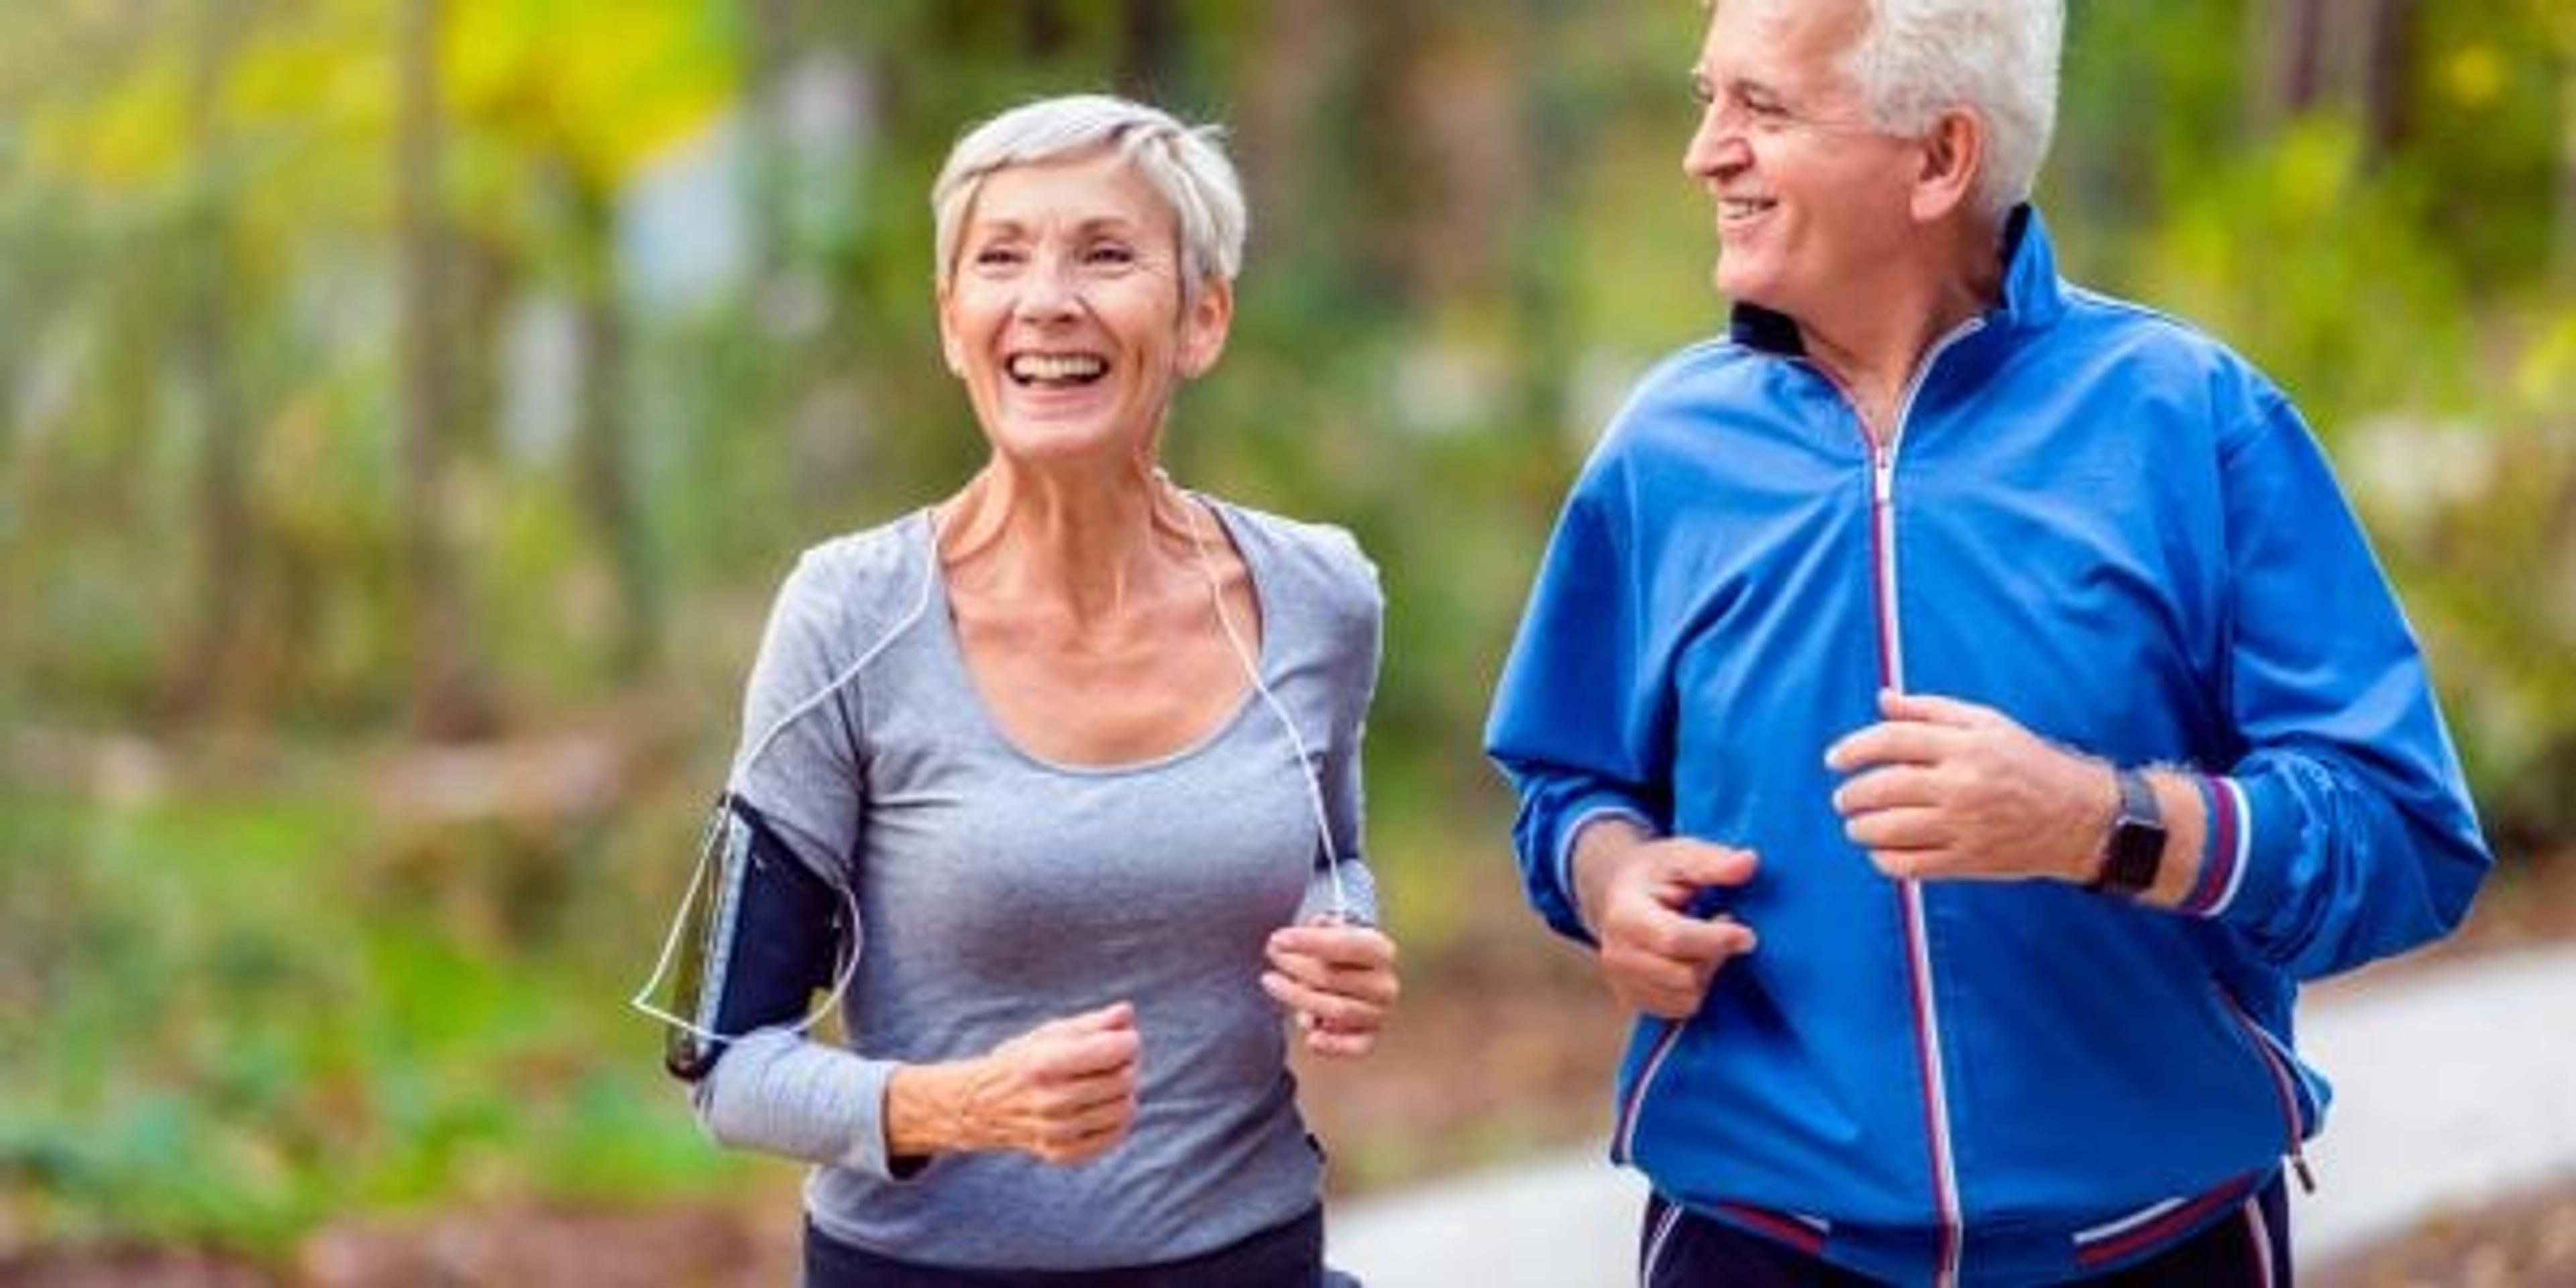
[
  {"xmin": 1571, "ymin": 820, "xmax": 1759, "ymax": 1018},
  {"xmin": 888, "ymin": 1002, "xmax": 1141, "ymax": 1166}
]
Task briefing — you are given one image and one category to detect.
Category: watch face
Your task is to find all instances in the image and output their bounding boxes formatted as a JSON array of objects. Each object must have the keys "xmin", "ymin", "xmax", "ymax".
[
  {"xmin": 2093, "ymin": 769, "xmax": 2167, "ymax": 895},
  {"xmin": 2103, "ymin": 818, "xmax": 2164, "ymax": 893}
]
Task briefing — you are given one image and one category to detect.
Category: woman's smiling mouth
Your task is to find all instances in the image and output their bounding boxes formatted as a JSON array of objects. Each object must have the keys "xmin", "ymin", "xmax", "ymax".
[{"xmin": 1007, "ymin": 352, "xmax": 1110, "ymax": 386}]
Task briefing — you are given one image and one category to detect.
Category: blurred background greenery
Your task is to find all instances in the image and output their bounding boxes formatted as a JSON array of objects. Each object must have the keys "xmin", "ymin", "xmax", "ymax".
[{"xmin": 3, "ymin": 0, "xmax": 2571, "ymax": 1270}]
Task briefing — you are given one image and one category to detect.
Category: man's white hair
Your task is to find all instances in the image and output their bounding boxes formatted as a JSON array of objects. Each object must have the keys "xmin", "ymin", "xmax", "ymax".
[
  {"xmin": 930, "ymin": 94, "xmax": 1247, "ymax": 297},
  {"xmin": 1843, "ymin": 0, "xmax": 2063, "ymax": 219}
]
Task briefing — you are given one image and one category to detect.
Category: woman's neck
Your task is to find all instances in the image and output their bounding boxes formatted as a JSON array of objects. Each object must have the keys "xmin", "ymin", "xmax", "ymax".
[{"xmin": 936, "ymin": 458, "xmax": 1198, "ymax": 628}]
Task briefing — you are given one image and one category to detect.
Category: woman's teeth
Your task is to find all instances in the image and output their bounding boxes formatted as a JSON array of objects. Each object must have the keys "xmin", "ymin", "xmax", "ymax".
[{"xmin": 1009, "ymin": 354, "xmax": 1107, "ymax": 384}]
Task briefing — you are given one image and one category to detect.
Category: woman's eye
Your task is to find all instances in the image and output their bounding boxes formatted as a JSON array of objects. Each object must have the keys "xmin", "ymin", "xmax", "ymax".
[
  {"xmin": 972, "ymin": 246, "xmax": 1024, "ymax": 268},
  {"xmin": 1084, "ymin": 244, "xmax": 1136, "ymax": 266}
]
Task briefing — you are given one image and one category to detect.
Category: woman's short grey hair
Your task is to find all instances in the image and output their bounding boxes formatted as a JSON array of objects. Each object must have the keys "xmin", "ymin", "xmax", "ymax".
[
  {"xmin": 1841, "ymin": 0, "xmax": 2063, "ymax": 220},
  {"xmin": 930, "ymin": 94, "xmax": 1247, "ymax": 296}
]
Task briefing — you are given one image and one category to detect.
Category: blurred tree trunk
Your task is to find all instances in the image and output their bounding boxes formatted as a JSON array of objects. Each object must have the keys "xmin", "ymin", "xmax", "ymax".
[
  {"xmin": 2355, "ymin": 0, "xmax": 2419, "ymax": 157},
  {"xmin": 1017, "ymin": 0, "xmax": 1068, "ymax": 57},
  {"xmin": 2247, "ymin": 0, "xmax": 2319, "ymax": 139},
  {"xmin": 165, "ymin": 0, "xmax": 249, "ymax": 723},
  {"xmin": 740, "ymin": 0, "xmax": 797, "ymax": 281},
  {"xmin": 2558, "ymin": 59, "xmax": 2576, "ymax": 290},
  {"xmin": 2250, "ymin": 0, "xmax": 2414, "ymax": 161},
  {"xmin": 1238, "ymin": 0, "xmax": 1344, "ymax": 272},
  {"xmin": 1348, "ymin": 3, "xmax": 1437, "ymax": 309},
  {"xmin": 570, "ymin": 175, "xmax": 658, "ymax": 680},
  {"xmin": 1116, "ymin": 0, "xmax": 1178, "ymax": 97},
  {"xmin": 395, "ymin": 0, "xmax": 491, "ymax": 738},
  {"xmin": 1507, "ymin": 1, "xmax": 1575, "ymax": 440}
]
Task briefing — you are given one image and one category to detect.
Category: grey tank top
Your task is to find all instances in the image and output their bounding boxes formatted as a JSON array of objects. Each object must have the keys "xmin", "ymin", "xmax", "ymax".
[{"xmin": 706, "ymin": 498, "xmax": 1383, "ymax": 1271}]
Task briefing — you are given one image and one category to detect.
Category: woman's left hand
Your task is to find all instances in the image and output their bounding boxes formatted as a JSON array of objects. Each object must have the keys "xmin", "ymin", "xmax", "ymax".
[{"xmin": 1262, "ymin": 919, "xmax": 1399, "ymax": 1058}]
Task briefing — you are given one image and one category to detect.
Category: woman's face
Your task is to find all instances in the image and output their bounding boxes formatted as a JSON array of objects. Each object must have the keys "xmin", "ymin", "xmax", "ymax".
[{"xmin": 938, "ymin": 150, "xmax": 1232, "ymax": 471}]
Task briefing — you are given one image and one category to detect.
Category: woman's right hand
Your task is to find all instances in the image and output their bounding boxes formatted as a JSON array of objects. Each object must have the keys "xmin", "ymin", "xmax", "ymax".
[{"xmin": 886, "ymin": 1002, "xmax": 1141, "ymax": 1166}]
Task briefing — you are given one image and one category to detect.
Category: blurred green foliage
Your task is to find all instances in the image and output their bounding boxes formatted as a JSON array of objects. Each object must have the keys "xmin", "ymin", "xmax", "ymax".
[
  {"xmin": 3, "ymin": 0, "xmax": 2572, "ymax": 1263},
  {"xmin": 0, "ymin": 777, "xmax": 747, "ymax": 1255}
]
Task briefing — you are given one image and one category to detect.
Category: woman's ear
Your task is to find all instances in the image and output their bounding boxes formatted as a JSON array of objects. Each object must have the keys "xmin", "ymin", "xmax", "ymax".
[
  {"xmin": 1177, "ymin": 277, "xmax": 1235, "ymax": 379},
  {"xmin": 935, "ymin": 283, "xmax": 966, "ymax": 378},
  {"xmin": 1911, "ymin": 108, "xmax": 1984, "ymax": 222}
]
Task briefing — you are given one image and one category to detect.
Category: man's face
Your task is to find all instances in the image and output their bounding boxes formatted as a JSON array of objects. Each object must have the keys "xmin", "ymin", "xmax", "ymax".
[{"xmin": 1682, "ymin": 0, "xmax": 1928, "ymax": 322}]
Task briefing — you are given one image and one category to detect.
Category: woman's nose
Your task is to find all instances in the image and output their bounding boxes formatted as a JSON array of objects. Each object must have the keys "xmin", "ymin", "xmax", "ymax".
[{"xmin": 1014, "ymin": 254, "xmax": 1082, "ymax": 321}]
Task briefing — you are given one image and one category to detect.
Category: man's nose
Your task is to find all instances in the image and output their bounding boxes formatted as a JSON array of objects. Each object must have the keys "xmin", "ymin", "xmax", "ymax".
[{"xmin": 1683, "ymin": 107, "xmax": 1749, "ymax": 180}]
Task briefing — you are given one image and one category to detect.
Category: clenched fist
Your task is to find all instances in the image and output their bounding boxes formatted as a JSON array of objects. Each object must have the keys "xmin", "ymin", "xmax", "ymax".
[{"xmin": 887, "ymin": 1002, "xmax": 1142, "ymax": 1166}]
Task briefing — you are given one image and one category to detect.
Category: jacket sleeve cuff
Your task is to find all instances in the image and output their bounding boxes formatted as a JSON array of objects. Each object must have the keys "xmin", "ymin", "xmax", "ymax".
[
  {"xmin": 1550, "ymin": 801, "xmax": 1659, "ymax": 938},
  {"xmin": 2178, "ymin": 773, "xmax": 2265, "ymax": 921}
]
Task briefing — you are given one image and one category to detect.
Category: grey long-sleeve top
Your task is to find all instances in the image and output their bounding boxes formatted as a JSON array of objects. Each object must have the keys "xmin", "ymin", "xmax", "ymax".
[{"xmin": 692, "ymin": 499, "xmax": 1383, "ymax": 1271}]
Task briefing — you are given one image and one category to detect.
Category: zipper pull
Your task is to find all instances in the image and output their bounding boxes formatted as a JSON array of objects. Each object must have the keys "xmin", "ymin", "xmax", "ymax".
[{"xmin": 2288, "ymin": 1147, "xmax": 2316, "ymax": 1194}]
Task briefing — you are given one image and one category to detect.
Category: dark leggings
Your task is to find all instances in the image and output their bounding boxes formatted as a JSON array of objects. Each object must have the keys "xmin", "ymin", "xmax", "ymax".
[
  {"xmin": 1640, "ymin": 1179, "xmax": 2291, "ymax": 1287},
  {"xmin": 803, "ymin": 1205, "xmax": 1332, "ymax": 1288}
]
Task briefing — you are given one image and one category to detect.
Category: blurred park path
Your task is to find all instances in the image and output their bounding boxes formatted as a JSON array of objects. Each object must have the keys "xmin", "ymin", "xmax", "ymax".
[{"xmin": 1326, "ymin": 944, "xmax": 2576, "ymax": 1287}]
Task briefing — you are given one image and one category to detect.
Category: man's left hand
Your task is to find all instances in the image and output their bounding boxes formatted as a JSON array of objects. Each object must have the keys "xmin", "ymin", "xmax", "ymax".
[{"xmin": 1825, "ymin": 690, "xmax": 2115, "ymax": 883}]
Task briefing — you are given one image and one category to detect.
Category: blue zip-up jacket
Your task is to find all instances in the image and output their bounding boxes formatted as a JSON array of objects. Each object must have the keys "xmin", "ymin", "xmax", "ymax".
[{"xmin": 1485, "ymin": 208, "xmax": 2489, "ymax": 1285}]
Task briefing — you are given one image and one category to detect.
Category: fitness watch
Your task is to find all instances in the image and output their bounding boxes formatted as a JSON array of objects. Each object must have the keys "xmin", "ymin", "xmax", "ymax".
[{"xmin": 2090, "ymin": 767, "xmax": 2165, "ymax": 896}]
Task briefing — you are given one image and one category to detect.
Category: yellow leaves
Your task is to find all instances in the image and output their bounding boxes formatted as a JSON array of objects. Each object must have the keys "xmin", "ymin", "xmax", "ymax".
[
  {"xmin": 16, "ymin": 1, "xmax": 733, "ymax": 200},
  {"xmin": 23, "ymin": 47, "xmax": 191, "ymax": 190},
  {"xmin": 445, "ymin": 0, "xmax": 735, "ymax": 191},
  {"xmin": 229, "ymin": 23, "xmax": 396, "ymax": 145},
  {"xmin": 2514, "ymin": 311, "xmax": 2576, "ymax": 419},
  {"xmin": 2521, "ymin": 0, "xmax": 2576, "ymax": 60},
  {"xmin": 2267, "ymin": 117, "xmax": 2367, "ymax": 222},
  {"xmin": 2440, "ymin": 44, "xmax": 2509, "ymax": 112},
  {"xmin": 19, "ymin": 3, "xmax": 386, "ymax": 209}
]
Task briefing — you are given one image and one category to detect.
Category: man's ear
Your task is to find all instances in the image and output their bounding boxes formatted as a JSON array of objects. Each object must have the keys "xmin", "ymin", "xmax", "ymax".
[
  {"xmin": 1177, "ymin": 277, "xmax": 1234, "ymax": 379},
  {"xmin": 1911, "ymin": 108, "xmax": 1984, "ymax": 222}
]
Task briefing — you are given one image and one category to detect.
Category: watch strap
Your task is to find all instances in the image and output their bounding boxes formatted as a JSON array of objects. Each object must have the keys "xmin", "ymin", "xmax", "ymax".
[{"xmin": 2090, "ymin": 767, "xmax": 2165, "ymax": 895}]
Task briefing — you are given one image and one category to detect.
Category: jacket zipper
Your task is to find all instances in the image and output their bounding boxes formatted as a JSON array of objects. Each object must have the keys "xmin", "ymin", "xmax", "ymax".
[
  {"xmin": 2222, "ymin": 994, "xmax": 2320, "ymax": 1193},
  {"xmin": 1607, "ymin": 320, "xmax": 1986, "ymax": 1273},
  {"xmin": 1848, "ymin": 319, "xmax": 1984, "ymax": 1287}
]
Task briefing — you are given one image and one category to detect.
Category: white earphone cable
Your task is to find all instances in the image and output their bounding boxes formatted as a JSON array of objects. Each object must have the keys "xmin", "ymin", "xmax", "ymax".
[
  {"xmin": 633, "ymin": 486, "xmax": 1356, "ymax": 1047},
  {"xmin": 629, "ymin": 508, "xmax": 942, "ymax": 1041},
  {"xmin": 1173, "ymin": 484, "xmax": 1354, "ymax": 922}
]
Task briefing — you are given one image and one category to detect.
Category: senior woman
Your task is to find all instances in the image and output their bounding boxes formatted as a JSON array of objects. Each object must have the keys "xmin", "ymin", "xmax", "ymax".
[{"xmin": 643, "ymin": 93, "xmax": 1398, "ymax": 1285}]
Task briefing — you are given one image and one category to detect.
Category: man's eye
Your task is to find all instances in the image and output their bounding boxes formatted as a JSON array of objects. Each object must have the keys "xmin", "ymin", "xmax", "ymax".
[
  {"xmin": 1085, "ymin": 244, "xmax": 1136, "ymax": 266},
  {"xmin": 1688, "ymin": 72, "xmax": 1715, "ymax": 107}
]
